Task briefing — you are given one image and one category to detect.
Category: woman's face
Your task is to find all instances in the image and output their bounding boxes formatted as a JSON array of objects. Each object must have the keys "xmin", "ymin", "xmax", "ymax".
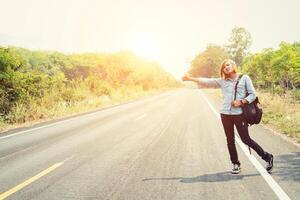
[{"xmin": 223, "ymin": 62, "xmax": 234, "ymax": 75}]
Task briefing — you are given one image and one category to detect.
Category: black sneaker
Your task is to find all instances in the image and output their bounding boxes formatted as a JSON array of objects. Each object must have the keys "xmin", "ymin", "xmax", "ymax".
[
  {"xmin": 231, "ymin": 163, "xmax": 241, "ymax": 174},
  {"xmin": 266, "ymin": 154, "xmax": 274, "ymax": 172}
]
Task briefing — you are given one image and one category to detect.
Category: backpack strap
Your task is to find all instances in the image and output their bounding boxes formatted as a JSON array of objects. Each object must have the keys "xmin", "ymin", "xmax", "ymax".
[
  {"xmin": 234, "ymin": 74, "xmax": 244, "ymax": 100},
  {"xmin": 234, "ymin": 74, "xmax": 252, "ymax": 154}
]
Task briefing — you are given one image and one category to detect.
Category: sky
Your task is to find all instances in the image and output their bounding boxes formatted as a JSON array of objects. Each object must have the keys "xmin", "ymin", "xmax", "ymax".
[{"xmin": 0, "ymin": 0, "xmax": 299, "ymax": 79}]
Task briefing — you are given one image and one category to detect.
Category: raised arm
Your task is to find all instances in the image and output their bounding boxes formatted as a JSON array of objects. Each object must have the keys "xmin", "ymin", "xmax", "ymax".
[{"xmin": 182, "ymin": 74, "xmax": 222, "ymax": 88}]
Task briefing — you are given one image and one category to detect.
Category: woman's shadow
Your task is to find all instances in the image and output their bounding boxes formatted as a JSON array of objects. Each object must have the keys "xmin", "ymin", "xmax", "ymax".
[{"xmin": 143, "ymin": 171, "xmax": 259, "ymax": 183}]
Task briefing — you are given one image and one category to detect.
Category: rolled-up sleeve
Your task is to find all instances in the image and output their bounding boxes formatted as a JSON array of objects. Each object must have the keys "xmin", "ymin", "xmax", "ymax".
[
  {"xmin": 196, "ymin": 77, "xmax": 222, "ymax": 88},
  {"xmin": 244, "ymin": 75, "xmax": 257, "ymax": 103}
]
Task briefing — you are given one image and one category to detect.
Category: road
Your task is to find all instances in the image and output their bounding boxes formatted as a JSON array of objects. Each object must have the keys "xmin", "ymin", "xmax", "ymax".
[{"xmin": 0, "ymin": 89, "xmax": 299, "ymax": 200}]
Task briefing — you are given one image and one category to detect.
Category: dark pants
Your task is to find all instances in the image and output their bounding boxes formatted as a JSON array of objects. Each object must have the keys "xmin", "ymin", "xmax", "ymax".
[{"xmin": 220, "ymin": 113, "xmax": 270, "ymax": 165}]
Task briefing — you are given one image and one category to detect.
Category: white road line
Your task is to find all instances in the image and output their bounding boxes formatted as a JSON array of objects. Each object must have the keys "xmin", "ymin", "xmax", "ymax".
[
  {"xmin": 199, "ymin": 90, "xmax": 291, "ymax": 200},
  {"xmin": 0, "ymin": 119, "xmax": 76, "ymax": 140},
  {"xmin": 0, "ymin": 105, "xmax": 131, "ymax": 140},
  {"xmin": 135, "ymin": 114, "xmax": 147, "ymax": 121},
  {"xmin": 0, "ymin": 104, "xmax": 135, "ymax": 140}
]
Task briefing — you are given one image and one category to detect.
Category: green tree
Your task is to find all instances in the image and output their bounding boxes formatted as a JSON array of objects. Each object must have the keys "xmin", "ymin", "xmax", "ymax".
[
  {"xmin": 0, "ymin": 47, "xmax": 25, "ymax": 72},
  {"xmin": 242, "ymin": 42, "xmax": 300, "ymax": 95},
  {"xmin": 226, "ymin": 27, "xmax": 252, "ymax": 66},
  {"xmin": 271, "ymin": 42, "xmax": 300, "ymax": 90}
]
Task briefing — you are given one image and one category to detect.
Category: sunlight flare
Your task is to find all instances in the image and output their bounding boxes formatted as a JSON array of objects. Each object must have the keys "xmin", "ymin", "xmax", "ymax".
[{"xmin": 129, "ymin": 35, "xmax": 160, "ymax": 61}]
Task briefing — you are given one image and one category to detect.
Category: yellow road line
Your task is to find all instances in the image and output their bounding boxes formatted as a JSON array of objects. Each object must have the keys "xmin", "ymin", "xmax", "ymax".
[{"xmin": 0, "ymin": 162, "xmax": 63, "ymax": 200}]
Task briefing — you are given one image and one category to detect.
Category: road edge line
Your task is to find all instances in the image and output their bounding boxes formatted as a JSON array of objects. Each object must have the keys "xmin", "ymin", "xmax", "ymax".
[{"xmin": 0, "ymin": 90, "xmax": 175, "ymax": 140}]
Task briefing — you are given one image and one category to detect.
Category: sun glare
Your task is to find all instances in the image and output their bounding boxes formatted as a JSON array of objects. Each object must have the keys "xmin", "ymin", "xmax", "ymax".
[{"xmin": 129, "ymin": 35, "xmax": 160, "ymax": 61}]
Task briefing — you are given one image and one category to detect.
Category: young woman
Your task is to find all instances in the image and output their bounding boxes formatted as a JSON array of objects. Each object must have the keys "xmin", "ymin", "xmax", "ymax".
[{"xmin": 182, "ymin": 59, "xmax": 273, "ymax": 174}]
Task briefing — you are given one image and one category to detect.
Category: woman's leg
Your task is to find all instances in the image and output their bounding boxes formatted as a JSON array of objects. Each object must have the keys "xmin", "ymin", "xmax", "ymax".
[
  {"xmin": 234, "ymin": 114, "xmax": 271, "ymax": 162},
  {"xmin": 220, "ymin": 114, "xmax": 240, "ymax": 165}
]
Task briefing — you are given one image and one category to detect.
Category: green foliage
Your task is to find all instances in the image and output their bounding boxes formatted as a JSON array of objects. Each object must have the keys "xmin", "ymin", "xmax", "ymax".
[
  {"xmin": 225, "ymin": 27, "xmax": 252, "ymax": 66},
  {"xmin": 85, "ymin": 76, "xmax": 112, "ymax": 96},
  {"xmin": 0, "ymin": 70, "xmax": 65, "ymax": 115},
  {"xmin": 0, "ymin": 46, "xmax": 177, "ymax": 125},
  {"xmin": 0, "ymin": 47, "xmax": 25, "ymax": 71},
  {"xmin": 241, "ymin": 42, "xmax": 300, "ymax": 94}
]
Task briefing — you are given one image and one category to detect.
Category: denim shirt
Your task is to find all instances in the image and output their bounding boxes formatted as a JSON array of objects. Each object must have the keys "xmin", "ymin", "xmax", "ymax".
[{"xmin": 196, "ymin": 73, "xmax": 257, "ymax": 115}]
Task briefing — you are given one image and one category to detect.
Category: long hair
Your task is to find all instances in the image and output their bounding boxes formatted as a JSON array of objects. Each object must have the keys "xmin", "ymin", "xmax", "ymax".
[{"xmin": 220, "ymin": 59, "xmax": 238, "ymax": 79}]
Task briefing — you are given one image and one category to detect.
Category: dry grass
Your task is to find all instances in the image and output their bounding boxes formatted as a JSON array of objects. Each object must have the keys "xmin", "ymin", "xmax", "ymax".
[
  {"xmin": 258, "ymin": 91, "xmax": 300, "ymax": 140},
  {"xmin": 0, "ymin": 87, "xmax": 171, "ymax": 133}
]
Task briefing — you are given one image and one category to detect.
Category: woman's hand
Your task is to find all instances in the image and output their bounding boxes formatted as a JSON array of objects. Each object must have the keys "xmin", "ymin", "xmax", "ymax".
[
  {"xmin": 231, "ymin": 100, "xmax": 243, "ymax": 107},
  {"xmin": 182, "ymin": 74, "xmax": 191, "ymax": 81}
]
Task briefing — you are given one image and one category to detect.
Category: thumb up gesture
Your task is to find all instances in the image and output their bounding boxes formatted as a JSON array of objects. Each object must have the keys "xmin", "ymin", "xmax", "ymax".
[{"xmin": 182, "ymin": 74, "xmax": 191, "ymax": 81}]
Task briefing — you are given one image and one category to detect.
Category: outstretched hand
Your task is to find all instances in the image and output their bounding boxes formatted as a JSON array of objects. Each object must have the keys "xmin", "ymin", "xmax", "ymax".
[{"xmin": 182, "ymin": 74, "xmax": 191, "ymax": 81}]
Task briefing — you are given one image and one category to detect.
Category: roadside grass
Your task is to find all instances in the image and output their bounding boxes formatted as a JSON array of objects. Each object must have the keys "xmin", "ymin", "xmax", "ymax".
[
  {"xmin": 258, "ymin": 91, "xmax": 300, "ymax": 141},
  {"xmin": 0, "ymin": 86, "xmax": 172, "ymax": 133},
  {"xmin": 203, "ymin": 89, "xmax": 300, "ymax": 143}
]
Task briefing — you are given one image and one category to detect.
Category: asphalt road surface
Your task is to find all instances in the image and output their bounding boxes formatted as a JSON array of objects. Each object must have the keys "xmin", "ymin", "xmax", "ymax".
[{"xmin": 0, "ymin": 89, "xmax": 299, "ymax": 200}]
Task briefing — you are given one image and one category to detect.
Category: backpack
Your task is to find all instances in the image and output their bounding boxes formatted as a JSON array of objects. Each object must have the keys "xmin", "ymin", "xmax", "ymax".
[{"xmin": 234, "ymin": 74, "xmax": 263, "ymax": 126}]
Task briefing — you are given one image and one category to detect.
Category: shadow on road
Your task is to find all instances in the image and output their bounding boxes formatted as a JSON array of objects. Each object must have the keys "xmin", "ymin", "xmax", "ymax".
[
  {"xmin": 143, "ymin": 152, "xmax": 300, "ymax": 184},
  {"xmin": 142, "ymin": 171, "xmax": 259, "ymax": 183},
  {"xmin": 272, "ymin": 152, "xmax": 300, "ymax": 182}
]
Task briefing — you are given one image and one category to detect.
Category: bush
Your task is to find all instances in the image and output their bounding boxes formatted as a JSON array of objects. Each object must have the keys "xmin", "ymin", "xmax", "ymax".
[
  {"xmin": 85, "ymin": 76, "xmax": 112, "ymax": 96},
  {"xmin": 0, "ymin": 46, "xmax": 178, "ymax": 127}
]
